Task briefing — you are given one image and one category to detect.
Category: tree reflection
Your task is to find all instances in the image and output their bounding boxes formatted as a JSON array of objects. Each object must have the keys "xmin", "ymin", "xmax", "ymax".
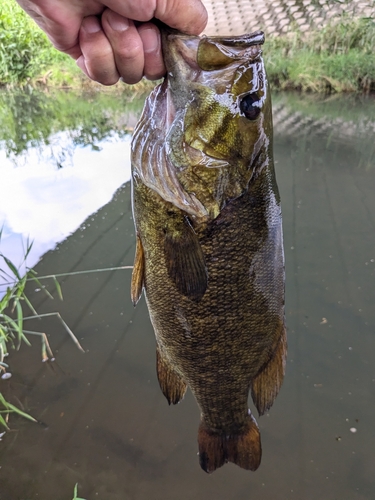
[{"xmin": 0, "ymin": 86, "xmax": 145, "ymax": 161}]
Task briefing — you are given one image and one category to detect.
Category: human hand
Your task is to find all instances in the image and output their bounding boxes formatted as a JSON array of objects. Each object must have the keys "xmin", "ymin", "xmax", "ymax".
[{"xmin": 15, "ymin": 0, "xmax": 208, "ymax": 85}]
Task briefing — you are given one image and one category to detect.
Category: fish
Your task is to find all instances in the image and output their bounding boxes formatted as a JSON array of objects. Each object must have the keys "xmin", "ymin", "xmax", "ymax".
[{"xmin": 130, "ymin": 27, "xmax": 286, "ymax": 473}]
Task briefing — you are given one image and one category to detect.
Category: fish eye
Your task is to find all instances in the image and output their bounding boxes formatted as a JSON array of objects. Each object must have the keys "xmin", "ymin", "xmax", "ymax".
[{"xmin": 239, "ymin": 93, "xmax": 261, "ymax": 120}]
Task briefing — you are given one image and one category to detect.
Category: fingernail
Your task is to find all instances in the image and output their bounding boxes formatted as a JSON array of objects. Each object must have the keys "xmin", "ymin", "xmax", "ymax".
[
  {"xmin": 82, "ymin": 17, "xmax": 101, "ymax": 34},
  {"xmin": 142, "ymin": 28, "xmax": 159, "ymax": 54},
  {"xmin": 107, "ymin": 12, "xmax": 129, "ymax": 32},
  {"xmin": 76, "ymin": 55, "xmax": 89, "ymax": 77}
]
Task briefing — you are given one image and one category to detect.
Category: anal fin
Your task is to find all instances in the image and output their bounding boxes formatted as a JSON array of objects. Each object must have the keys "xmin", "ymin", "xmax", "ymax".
[
  {"xmin": 156, "ymin": 345, "xmax": 187, "ymax": 405},
  {"xmin": 131, "ymin": 235, "xmax": 145, "ymax": 306},
  {"xmin": 164, "ymin": 216, "xmax": 207, "ymax": 303},
  {"xmin": 198, "ymin": 412, "xmax": 262, "ymax": 473},
  {"xmin": 251, "ymin": 320, "xmax": 287, "ymax": 416}
]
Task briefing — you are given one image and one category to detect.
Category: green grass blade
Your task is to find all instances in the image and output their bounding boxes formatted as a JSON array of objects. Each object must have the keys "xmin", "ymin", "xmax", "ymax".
[
  {"xmin": 0, "ymin": 394, "xmax": 37, "ymax": 424},
  {"xmin": 15, "ymin": 275, "xmax": 27, "ymax": 299},
  {"xmin": 21, "ymin": 293, "xmax": 38, "ymax": 316},
  {"xmin": 2, "ymin": 314, "xmax": 31, "ymax": 347},
  {"xmin": 23, "ymin": 239, "xmax": 34, "ymax": 261},
  {"xmin": 16, "ymin": 301, "xmax": 23, "ymax": 336},
  {"xmin": 2, "ymin": 256, "xmax": 21, "ymax": 281},
  {"xmin": 3, "ymin": 402, "xmax": 37, "ymax": 423},
  {"xmin": 52, "ymin": 276, "xmax": 63, "ymax": 300},
  {"xmin": 30, "ymin": 275, "xmax": 54, "ymax": 300},
  {"xmin": 73, "ymin": 483, "xmax": 86, "ymax": 500},
  {"xmin": 0, "ymin": 414, "xmax": 10, "ymax": 430},
  {"xmin": 0, "ymin": 288, "xmax": 13, "ymax": 314}
]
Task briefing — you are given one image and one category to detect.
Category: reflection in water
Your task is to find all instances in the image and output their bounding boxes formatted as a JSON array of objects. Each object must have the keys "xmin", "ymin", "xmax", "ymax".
[
  {"xmin": 0, "ymin": 88, "xmax": 145, "ymax": 292},
  {"xmin": 0, "ymin": 87, "xmax": 143, "ymax": 158},
  {"xmin": 0, "ymin": 91, "xmax": 374, "ymax": 499}
]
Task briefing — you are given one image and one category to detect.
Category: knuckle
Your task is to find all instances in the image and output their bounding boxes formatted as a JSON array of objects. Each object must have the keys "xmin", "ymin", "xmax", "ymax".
[{"xmin": 116, "ymin": 36, "xmax": 143, "ymax": 62}]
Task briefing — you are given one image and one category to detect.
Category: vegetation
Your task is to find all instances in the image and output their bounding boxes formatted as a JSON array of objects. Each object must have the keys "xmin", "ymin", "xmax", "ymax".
[
  {"xmin": 1, "ymin": 0, "xmax": 374, "ymax": 92},
  {"xmin": 72, "ymin": 484, "xmax": 86, "ymax": 500},
  {"xmin": 265, "ymin": 15, "xmax": 375, "ymax": 93},
  {"xmin": 0, "ymin": 0, "xmax": 154, "ymax": 90},
  {"xmin": 0, "ymin": 236, "xmax": 84, "ymax": 431},
  {"xmin": 0, "ymin": 0, "xmax": 80, "ymax": 86}
]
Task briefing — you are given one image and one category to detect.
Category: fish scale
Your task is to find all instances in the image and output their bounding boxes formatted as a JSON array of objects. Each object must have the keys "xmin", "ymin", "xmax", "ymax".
[{"xmin": 131, "ymin": 29, "xmax": 286, "ymax": 473}]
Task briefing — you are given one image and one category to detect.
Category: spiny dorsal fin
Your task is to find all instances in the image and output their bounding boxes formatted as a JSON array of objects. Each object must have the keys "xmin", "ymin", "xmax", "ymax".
[
  {"xmin": 131, "ymin": 235, "xmax": 145, "ymax": 306},
  {"xmin": 164, "ymin": 216, "xmax": 207, "ymax": 303}
]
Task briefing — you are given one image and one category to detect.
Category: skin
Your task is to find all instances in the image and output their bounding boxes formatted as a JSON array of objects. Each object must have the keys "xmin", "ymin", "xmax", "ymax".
[{"xmin": 15, "ymin": 0, "xmax": 208, "ymax": 85}]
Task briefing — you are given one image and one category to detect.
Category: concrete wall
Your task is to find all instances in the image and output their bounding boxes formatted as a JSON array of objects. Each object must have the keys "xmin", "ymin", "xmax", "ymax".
[{"xmin": 202, "ymin": 0, "xmax": 374, "ymax": 36}]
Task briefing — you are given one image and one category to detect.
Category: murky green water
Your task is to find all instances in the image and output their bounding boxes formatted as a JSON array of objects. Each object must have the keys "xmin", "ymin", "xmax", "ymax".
[{"xmin": 0, "ymin": 90, "xmax": 374, "ymax": 500}]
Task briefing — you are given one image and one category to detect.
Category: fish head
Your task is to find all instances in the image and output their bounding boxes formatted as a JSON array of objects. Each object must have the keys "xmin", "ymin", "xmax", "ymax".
[
  {"xmin": 163, "ymin": 30, "xmax": 272, "ymax": 217},
  {"xmin": 132, "ymin": 30, "xmax": 272, "ymax": 219}
]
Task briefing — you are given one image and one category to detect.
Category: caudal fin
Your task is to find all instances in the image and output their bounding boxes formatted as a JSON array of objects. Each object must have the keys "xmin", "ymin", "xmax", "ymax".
[{"xmin": 198, "ymin": 412, "xmax": 261, "ymax": 473}]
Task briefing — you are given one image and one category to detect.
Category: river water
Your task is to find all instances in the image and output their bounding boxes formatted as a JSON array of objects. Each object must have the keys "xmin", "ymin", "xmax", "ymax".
[{"xmin": 0, "ymin": 89, "xmax": 374, "ymax": 500}]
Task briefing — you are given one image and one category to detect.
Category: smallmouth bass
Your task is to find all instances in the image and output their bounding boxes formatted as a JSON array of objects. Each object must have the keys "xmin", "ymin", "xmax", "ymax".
[{"xmin": 131, "ymin": 28, "xmax": 286, "ymax": 473}]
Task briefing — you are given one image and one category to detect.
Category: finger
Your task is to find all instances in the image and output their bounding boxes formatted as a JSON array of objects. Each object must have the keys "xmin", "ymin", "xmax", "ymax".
[
  {"xmin": 138, "ymin": 23, "xmax": 165, "ymax": 80},
  {"xmin": 155, "ymin": 0, "xmax": 208, "ymax": 34},
  {"xmin": 103, "ymin": 0, "xmax": 208, "ymax": 34},
  {"xmin": 101, "ymin": 10, "xmax": 144, "ymax": 85},
  {"xmin": 79, "ymin": 16, "xmax": 120, "ymax": 86},
  {"xmin": 15, "ymin": 0, "xmax": 103, "ymax": 59}
]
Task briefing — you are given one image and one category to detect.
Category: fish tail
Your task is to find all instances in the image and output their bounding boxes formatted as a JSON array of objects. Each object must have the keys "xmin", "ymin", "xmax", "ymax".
[{"xmin": 198, "ymin": 412, "xmax": 261, "ymax": 473}]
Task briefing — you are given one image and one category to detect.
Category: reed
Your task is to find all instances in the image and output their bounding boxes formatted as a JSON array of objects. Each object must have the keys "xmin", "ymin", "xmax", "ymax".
[{"xmin": 0, "ymin": 234, "xmax": 83, "ymax": 429}]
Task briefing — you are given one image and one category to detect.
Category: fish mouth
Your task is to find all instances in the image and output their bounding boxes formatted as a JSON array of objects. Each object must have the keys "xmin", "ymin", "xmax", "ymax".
[{"xmin": 163, "ymin": 30, "xmax": 265, "ymax": 79}]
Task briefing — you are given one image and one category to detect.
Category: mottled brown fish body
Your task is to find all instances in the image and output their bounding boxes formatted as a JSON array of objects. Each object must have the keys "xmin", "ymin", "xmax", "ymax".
[{"xmin": 131, "ymin": 29, "xmax": 286, "ymax": 473}]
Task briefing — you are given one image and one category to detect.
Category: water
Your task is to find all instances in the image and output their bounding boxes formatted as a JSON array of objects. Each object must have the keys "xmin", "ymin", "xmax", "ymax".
[{"xmin": 0, "ymin": 89, "xmax": 374, "ymax": 499}]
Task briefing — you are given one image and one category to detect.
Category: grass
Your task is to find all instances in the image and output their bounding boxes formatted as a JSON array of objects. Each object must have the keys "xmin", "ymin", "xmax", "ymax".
[
  {"xmin": 72, "ymin": 484, "xmax": 86, "ymax": 500},
  {"xmin": 0, "ymin": 236, "xmax": 84, "ymax": 366},
  {"xmin": 0, "ymin": 239, "xmax": 131, "ymax": 499},
  {"xmin": 265, "ymin": 14, "xmax": 375, "ymax": 93},
  {"xmin": 0, "ymin": 233, "xmax": 132, "ymax": 428},
  {"xmin": 1, "ymin": 0, "xmax": 374, "ymax": 92},
  {"xmin": 0, "ymin": 392, "xmax": 38, "ymax": 429},
  {"xmin": 0, "ymin": 0, "xmax": 155, "ymax": 91},
  {"xmin": 0, "ymin": 234, "xmax": 85, "ymax": 431},
  {"xmin": 0, "ymin": 0, "xmax": 79, "ymax": 86}
]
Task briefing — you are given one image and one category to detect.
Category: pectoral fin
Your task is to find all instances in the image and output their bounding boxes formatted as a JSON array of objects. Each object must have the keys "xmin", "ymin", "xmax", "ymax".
[
  {"xmin": 131, "ymin": 235, "xmax": 145, "ymax": 306},
  {"xmin": 164, "ymin": 216, "xmax": 207, "ymax": 302},
  {"xmin": 156, "ymin": 345, "xmax": 187, "ymax": 405},
  {"xmin": 251, "ymin": 320, "xmax": 287, "ymax": 415}
]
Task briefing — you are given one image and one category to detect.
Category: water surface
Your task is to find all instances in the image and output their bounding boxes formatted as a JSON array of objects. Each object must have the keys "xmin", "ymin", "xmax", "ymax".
[{"xmin": 0, "ymin": 90, "xmax": 374, "ymax": 500}]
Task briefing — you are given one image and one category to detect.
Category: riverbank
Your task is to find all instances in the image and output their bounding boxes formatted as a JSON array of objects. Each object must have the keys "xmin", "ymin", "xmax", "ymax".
[
  {"xmin": 265, "ymin": 15, "xmax": 375, "ymax": 93},
  {"xmin": 1, "ymin": 0, "xmax": 374, "ymax": 93}
]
